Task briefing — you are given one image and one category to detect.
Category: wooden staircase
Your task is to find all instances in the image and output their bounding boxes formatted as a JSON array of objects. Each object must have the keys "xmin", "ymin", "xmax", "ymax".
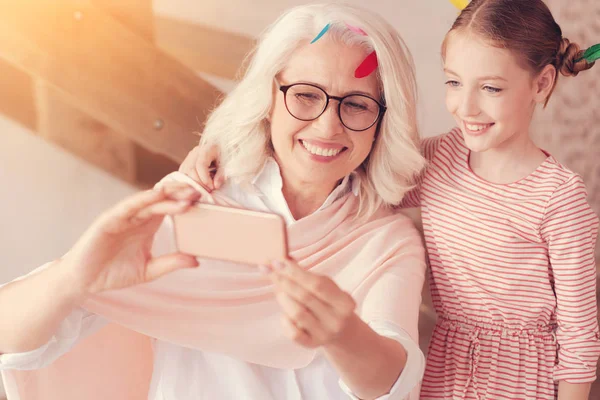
[{"xmin": 0, "ymin": 0, "xmax": 254, "ymax": 188}]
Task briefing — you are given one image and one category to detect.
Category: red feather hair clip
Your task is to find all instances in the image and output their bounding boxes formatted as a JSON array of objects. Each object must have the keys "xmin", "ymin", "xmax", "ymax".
[{"xmin": 354, "ymin": 51, "xmax": 378, "ymax": 78}]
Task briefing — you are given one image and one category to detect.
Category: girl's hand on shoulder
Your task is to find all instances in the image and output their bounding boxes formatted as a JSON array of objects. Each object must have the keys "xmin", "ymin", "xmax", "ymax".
[{"xmin": 179, "ymin": 143, "xmax": 224, "ymax": 191}]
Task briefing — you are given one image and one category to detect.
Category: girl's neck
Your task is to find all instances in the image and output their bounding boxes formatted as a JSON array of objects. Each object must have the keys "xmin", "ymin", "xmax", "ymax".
[{"xmin": 469, "ymin": 133, "xmax": 548, "ymax": 185}]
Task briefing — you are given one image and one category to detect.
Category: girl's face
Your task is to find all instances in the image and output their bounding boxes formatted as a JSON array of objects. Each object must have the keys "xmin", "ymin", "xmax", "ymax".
[{"xmin": 443, "ymin": 32, "xmax": 549, "ymax": 153}]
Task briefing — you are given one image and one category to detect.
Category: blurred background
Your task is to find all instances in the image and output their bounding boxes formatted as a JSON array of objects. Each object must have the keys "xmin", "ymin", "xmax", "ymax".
[{"xmin": 0, "ymin": 0, "xmax": 598, "ymax": 398}]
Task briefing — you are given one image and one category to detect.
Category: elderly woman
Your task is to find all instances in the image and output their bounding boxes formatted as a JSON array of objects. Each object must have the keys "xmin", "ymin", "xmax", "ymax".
[{"xmin": 0, "ymin": 4, "xmax": 426, "ymax": 400}]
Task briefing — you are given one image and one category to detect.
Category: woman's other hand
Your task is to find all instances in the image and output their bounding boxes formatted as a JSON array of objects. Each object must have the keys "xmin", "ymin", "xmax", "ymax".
[{"xmin": 264, "ymin": 259, "xmax": 358, "ymax": 349}]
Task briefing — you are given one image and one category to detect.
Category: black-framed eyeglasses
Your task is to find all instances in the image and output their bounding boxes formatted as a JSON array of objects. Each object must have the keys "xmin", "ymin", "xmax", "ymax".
[{"xmin": 279, "ymin": 83, "xmax": 386, "ymax": 132}]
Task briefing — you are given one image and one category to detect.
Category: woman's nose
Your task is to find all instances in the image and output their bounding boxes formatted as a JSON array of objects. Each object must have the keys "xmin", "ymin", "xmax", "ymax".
[{"xmin": 314, "ymin": 101, "xmax": 344, "ymax": 136}]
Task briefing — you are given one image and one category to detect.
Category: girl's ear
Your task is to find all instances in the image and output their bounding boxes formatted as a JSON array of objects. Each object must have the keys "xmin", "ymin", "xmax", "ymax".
[{"xmin": 533, "ymin": 64, "xmax": 556, "ymax": 104}]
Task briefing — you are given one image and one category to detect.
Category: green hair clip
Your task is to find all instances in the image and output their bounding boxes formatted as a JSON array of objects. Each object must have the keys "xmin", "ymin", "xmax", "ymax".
[{"xmin": 575, "ymin": 43, "xmax": 600, "ymax": 63}]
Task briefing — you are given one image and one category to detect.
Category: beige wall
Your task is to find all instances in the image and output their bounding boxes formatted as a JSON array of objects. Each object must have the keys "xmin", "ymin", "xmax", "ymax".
[
  {"xmin": 0, "ymin": 118, "xmax": 138, "ymax": 399},
  {"xmin": 0, "ymin": 117, "xmax": 137, "ymax": 286},
  {"xmin": 0, "ymin": 115, "xmax": 139, "ymax": 287}
]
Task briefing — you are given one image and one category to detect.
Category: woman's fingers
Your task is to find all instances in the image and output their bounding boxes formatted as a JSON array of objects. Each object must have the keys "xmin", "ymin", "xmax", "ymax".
[
  {"xmin": 276, "ymin": 292, "xmax": 324, "ymax": 347},
  {"xmin": 276, "ymin": 291, "xmax": 320, "ymax": 330},
  {"xmin": 125, "ymin": 185, "xmax": 198, "ymax": 220},
  {"xmin": 99, "ymin": 184, "xmax": 200, "ymax": 234},
  {"xmin": 273, "ymin": 273, "xmax": 332, "ymax": 322},
  {"xmin": 107, "ymin": 183, "xmax": 193, "ymax": 219},
  {"xmin": 133, "ymin": 199, "xmax": 194, "ymax": 222},
  {"xmin": 145, "ymin": 253, "xmax": 199, "ymax": 282},
  {"xmin": 99, "ymin": 189, "xmax": 166, "ymax": 231},
  {"xmin": 281, "ymin": 315, "xmax": 314, "ymax": 348},
  {"xmin": 160, "ymin": 182, "xmax": 202, "ymax": 200},
  {"xmin": 134, "ymin": 184, "xmax": 201, "ymax": 221},
  {"xmin": 272, "ymin": 259, "xmax": 356, "ymax": 315},
  {"xmin": 273, "ymin": 273, "xmax": 352, "ymax": 342},
  {"xmin": 266, "ymin": 262, "xmax": 357, "ymax": 347}
]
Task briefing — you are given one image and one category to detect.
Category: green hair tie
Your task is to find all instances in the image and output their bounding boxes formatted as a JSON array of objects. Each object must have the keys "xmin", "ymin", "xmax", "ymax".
[{"xmin": 575, "ymin": 43, "xmax": 600, "ymax": 63}]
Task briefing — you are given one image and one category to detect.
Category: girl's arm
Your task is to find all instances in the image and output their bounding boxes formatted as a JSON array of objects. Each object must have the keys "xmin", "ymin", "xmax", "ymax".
[
  {"xmin": 557, "ymin": 382, "xmax": 591, "ymax": 400},
  {"xmin": 541, "ymin": 175, "xmax": 600, "ymax": 396},
  {"xmin": 399, "ymin": 132, "xmax": 447, "ymax": 209}
]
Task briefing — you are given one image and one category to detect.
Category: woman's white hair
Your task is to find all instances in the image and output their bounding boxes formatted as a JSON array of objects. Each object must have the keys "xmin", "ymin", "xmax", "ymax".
[{"xmin": 200, "ymin": 3, "xmax": 425, "ymax": 218}]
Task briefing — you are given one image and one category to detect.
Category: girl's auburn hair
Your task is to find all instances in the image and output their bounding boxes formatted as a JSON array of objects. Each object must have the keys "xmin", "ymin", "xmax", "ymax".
[{"xmin": 442, "ymin": 0, "xmax": 596, "ymax": 106}]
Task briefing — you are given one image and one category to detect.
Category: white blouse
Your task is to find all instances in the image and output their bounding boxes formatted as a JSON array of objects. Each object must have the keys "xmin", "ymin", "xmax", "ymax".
[{"xmin": 0, "ymin": 159, "xmax": 425, "ymax": 399}]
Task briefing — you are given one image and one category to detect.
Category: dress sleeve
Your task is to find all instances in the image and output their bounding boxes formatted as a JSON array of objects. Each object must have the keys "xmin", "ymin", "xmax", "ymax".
[{"xmin": 540, "ymin": 175, "xmax": 600, "ymax": 383}]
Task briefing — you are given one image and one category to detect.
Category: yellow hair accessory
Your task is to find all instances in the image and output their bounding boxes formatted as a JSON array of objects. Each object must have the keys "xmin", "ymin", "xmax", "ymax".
[{"xmin": 449, "ymin": 0, "xmax": 469, "ymax": 10}]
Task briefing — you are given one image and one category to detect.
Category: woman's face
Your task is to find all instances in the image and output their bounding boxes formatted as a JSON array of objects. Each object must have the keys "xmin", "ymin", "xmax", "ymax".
[{"xmin": 269, "ymin": 37, "xmax": 382, "ymax": 192}]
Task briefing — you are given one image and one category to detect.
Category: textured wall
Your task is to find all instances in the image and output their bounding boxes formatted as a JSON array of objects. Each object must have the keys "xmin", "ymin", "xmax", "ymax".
[{"xmin": 532, "ymin": 0, "xmax": 600, "ymax": 253}]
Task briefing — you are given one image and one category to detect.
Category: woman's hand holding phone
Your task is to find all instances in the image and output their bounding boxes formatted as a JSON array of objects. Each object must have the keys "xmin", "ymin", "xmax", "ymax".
[{"xmin": 59, "ymin": 182, "xmax": 203, "ymax": 299}]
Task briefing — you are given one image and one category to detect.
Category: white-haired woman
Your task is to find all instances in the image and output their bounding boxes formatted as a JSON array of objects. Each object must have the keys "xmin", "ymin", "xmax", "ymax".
[{"xmin": 0, "ymin": 4, "xmax": 427, "ymax": 400}]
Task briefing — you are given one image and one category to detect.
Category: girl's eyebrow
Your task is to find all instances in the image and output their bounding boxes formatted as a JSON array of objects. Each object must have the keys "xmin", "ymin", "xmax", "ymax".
[
  {"xmin": 443, "ymin": 68, "xmax": 459, "ymax": 76},
  {"xmin": 444, "ymin": 68, "xmax": 508, "ymax": 82},
  {"xmin": 478, "ymin": 75, "xmax": 508, "ymax": 82}
]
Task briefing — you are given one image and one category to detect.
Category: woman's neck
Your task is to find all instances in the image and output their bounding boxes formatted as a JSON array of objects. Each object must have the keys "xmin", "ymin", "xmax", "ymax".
[
  {"xmin": 469, "ymin": 133, "xmax": 548, "ymax": 184},
  {"xmin": 278, "ymin": 164, "xmax": 340, "ymax": 220},
  {"xmin": 281, "ymin": 178, "xmax": 338, "ymax": 220}
]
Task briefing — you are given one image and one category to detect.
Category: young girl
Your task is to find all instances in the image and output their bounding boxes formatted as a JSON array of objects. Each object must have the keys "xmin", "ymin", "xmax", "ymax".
[
  {"xmin": 407, "ymin": 1, "xmax": 599, "ymax": 399},
  {"xmin": 182, "ymin": 1, "xmax": 600, "ymax": 399}
]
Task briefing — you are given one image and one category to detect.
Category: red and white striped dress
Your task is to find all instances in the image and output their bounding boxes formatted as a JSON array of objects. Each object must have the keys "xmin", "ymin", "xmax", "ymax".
[{"xmin": 404, "ymin": 129, "xmax": 600, "ymax": 399}]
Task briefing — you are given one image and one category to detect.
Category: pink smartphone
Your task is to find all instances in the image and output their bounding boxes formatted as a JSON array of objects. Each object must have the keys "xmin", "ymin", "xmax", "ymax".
[{"xmin": 172, "ymin": 203, "xmax": 288, "ymax": 265}]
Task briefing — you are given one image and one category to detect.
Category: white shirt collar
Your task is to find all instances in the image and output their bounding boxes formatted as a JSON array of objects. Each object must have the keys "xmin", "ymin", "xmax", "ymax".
[{"xmin": 250, "ymin": 158, "xmax": 359, "ymax": 224}]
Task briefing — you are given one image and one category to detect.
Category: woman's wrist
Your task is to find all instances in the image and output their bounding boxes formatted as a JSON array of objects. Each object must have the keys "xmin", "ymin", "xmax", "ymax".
[
  {"xmin": 323, "ymin": 313, "xmax": 366, "ymax": 354},
  {"xmin": 51, "ymin": 257, "xmax": 91, "ymax": 305},
  {"xmin": 322, "ymin": 313, "xmax": 408, "ymax": 398},
  {"xmin": 323, "ymin": 313, "xmax": 407, "ymax": 371}
]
